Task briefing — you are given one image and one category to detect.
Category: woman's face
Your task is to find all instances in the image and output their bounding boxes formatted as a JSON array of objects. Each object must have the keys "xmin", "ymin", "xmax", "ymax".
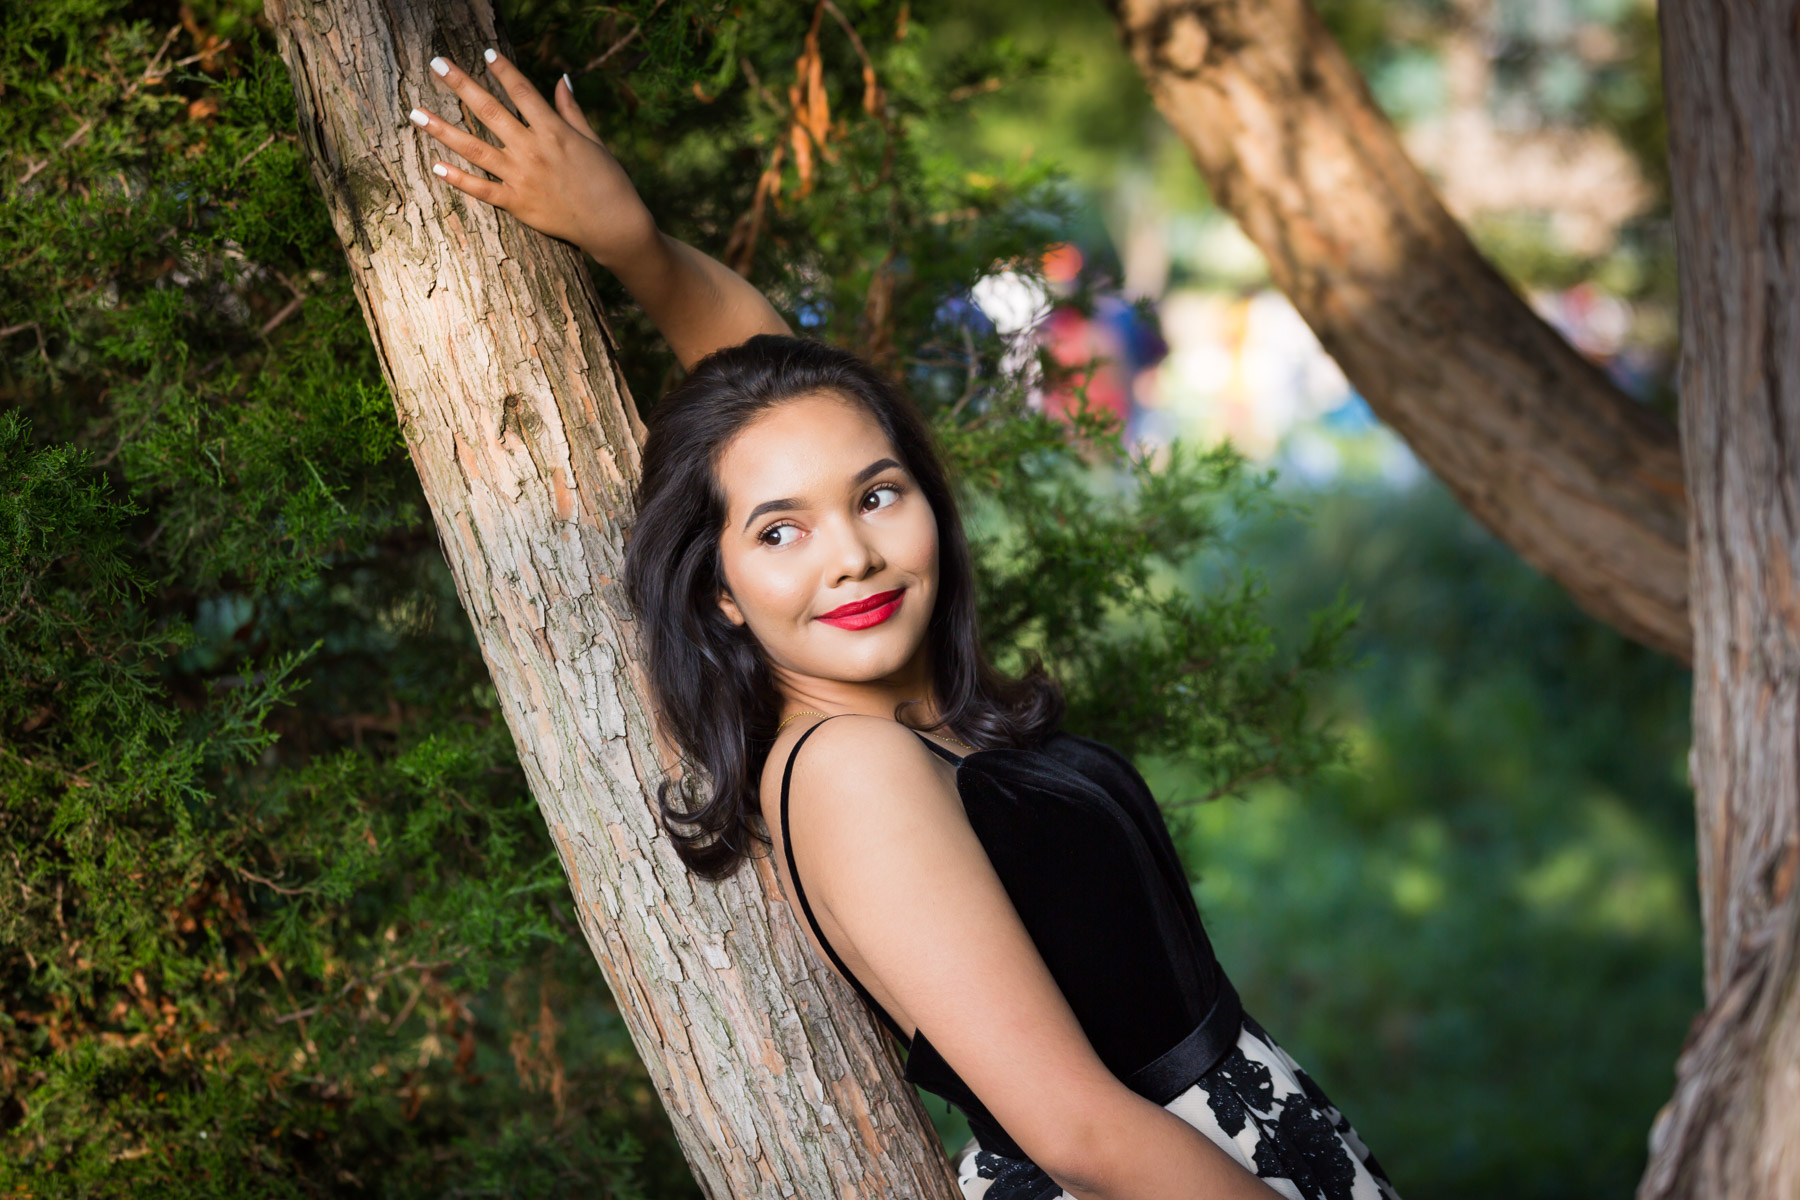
[{"xmin": 714, "ymin": 391, "xmax": 940, "ymax": 710}]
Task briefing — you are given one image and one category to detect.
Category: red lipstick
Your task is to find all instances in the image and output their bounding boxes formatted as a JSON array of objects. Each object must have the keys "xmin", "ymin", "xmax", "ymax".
[{"xmin": 816, "ymin": 587, "xmax": 906, "ymax": 630}]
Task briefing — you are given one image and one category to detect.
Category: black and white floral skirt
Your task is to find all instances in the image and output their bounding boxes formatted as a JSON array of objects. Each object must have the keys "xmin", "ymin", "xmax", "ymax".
[{"xmin": 954, "ymin": 1014, "xmax": 1403, "ymax": 1200}]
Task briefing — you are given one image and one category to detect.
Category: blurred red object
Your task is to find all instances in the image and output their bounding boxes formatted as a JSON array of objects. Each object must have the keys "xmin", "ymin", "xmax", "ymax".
[
  {"xmin": 1043, "ymin": 242, "xmax": 1084, "ymax": 285},
  {"xmin": 1039, "ymin": 305, "xmax": 1130, "ymax": 429}
]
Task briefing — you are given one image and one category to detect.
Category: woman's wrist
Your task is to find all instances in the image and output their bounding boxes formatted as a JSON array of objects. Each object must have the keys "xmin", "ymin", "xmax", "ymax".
[
  {"xmin": 581, "ymin": 210, "xmax": 669, "ymax": 281},
  {"xmin": 601, "ymin": 227, "xmax": 703, "ymax": 336}
]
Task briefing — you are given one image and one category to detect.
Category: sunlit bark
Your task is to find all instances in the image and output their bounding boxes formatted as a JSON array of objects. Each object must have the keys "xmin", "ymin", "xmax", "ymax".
[
  {"xmin": 263, "ymin": 0, "xmax": 960, "ymax": 1193},
  {"xmin": 1638, "ymin": 1, "xmax": 1800, "ymax": 1195}
]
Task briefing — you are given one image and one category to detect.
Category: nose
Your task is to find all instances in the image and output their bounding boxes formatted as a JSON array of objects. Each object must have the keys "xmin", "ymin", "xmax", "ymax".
[{"xmin": 823, "ymin": 511, "xmax": 884, "ymax": 585}]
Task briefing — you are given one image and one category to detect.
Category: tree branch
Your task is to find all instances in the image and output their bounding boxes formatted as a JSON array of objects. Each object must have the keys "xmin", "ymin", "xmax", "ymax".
[{"xmin": 1109, "ymin": 0, "xmax": 1690, "ymax": 663}]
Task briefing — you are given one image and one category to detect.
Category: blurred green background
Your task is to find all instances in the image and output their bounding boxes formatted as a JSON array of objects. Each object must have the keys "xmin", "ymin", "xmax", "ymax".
[{"xmin": 1, "ymin": 0, "xmax": 1696, "ymax": 1195}]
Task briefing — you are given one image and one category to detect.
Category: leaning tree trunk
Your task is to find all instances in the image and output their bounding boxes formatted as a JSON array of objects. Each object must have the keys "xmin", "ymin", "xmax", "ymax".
[
  {"xmin": 1636, "ymin": 2, "xmax": 1800, "ymax": 1196},
  {"xmin": 262, "ymin": 0, "xmax": 960, "ymax": 1194},
  {"xmin": 1106, "ymin": 0, "xmax": 1692, "ymax": 664}
]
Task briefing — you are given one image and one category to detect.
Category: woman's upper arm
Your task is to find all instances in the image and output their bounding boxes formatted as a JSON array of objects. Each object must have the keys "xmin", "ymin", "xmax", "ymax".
[{"xmin": 786, "ymin": 716, "xmax": 1131, "ymax": 1175}]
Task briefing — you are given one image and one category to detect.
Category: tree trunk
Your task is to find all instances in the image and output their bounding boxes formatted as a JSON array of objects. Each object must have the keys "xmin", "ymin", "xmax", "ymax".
[
  {"xmin": 1106, "ymin": 0, "xmax": 1692, "ymax": 664},
  {"xmin": 262, "ymin": 0, "xmax": 960, "ymax": 1194},
  {"xmin": 1637, "ymin": 2, "xmax": 1800, "ymax": 1195}
]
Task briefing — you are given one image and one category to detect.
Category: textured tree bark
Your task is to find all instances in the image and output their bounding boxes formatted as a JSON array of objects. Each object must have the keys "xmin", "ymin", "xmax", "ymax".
[
  {"xmin": 1637, "ymin": 2, "xmax": 1800, "ymax": 1195},
  {"xmin": 262, "ymin": 0, "xmax": 960, "ymax": 1194},
  {"xmin": 1106, "ymin": 0, "xmax": 1692, "ymax": 664}
]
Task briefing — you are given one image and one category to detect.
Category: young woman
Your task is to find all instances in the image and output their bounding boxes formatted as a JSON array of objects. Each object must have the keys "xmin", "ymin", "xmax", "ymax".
[{"xmin": 407, "ymin": 49, "xmax": 1404, "ymax": 1200}]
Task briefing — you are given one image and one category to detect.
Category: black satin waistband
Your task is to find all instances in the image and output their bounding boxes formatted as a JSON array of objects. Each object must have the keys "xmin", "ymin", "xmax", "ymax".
[{"xmin": 1122, "ymin": 977, "xmax": 1244, "ymax": 1106}]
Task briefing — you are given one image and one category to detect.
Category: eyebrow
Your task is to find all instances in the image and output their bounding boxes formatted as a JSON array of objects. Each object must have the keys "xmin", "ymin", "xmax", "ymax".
[{"xmin": 740, "ymin": 458, "xmax": 904, "ymax": 532}]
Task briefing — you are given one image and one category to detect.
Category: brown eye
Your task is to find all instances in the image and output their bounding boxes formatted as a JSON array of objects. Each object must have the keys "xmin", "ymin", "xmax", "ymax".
[
  {"xmin": 864, "ymin": 483, "xmax": 903, "ymax": 512},
  {"xmin": 758, "ymin": 522, "xmax": 799, "ymax": 548}
]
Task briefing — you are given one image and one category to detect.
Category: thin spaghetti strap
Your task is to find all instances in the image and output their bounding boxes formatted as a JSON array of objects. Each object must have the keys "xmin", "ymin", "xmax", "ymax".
[
  {"xmin": 779, "ymin": 716, "xmax": 913, "ymax": 1046},
  {"xmin": 913, "ymin": 731, "xmax": 965, "ymax": 764}
]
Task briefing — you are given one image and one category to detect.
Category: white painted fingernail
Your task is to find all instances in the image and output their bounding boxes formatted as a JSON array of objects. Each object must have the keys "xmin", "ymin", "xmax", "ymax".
[
  {"xmin": 483, "ymin": 47, "xmax": 497, "ymax": 64},
  {"xmin": 408, "ymin": 108, "xmax": 429, "ymax": 127},
  {"xmin": 432, "ymin": 163, "xmax": 448, "ymax": 177},
  {"xmin": 430, "ymin": 56, "xmax": 450, "ymax": 76},
  {"xmin": 561, "ymin": 73, "xmax": 572, "ymax": 93}
]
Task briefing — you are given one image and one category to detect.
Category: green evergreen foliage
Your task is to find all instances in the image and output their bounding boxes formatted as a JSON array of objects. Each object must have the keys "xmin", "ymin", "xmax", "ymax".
[{"xmin": 2, "ymin": 0, "xmax": 1338, "ymax": 1193}]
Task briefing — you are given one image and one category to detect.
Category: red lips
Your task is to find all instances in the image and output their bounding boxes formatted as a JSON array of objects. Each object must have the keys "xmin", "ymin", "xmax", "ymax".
[
  {"xmin": 818, "ymin": 587, "xmax": 905, "ymax": 619},
  {"xmin": 815, "ymin": 587, "xmax": 906, "ymax": 630}
]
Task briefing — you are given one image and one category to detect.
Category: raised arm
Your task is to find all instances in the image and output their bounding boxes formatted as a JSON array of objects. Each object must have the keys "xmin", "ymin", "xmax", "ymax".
[
  {"xmin": 408, "ymin": 50, "xmax": 792, "ymax": 369},
  {"xmin": 782, "ymin": 716, "xmax": 1281, "ymax": 1200}
]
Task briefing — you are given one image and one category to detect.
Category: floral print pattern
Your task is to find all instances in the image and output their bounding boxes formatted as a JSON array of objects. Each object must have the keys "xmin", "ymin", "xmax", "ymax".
[{"xmin": 955, "ymin": 1015, "xmax": 1402, "ymax": 1200}]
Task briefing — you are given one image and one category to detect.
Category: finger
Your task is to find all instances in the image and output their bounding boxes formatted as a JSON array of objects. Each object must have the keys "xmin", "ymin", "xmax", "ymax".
[
  {"xmin": 429, "ymin": 159, "xmax": 506, "ymax": 208},
  {"xmin": 478, "ymin": 47, "xmax": 559, "ymax": 131},
  {"xmin": 407, "ymin": 106, "xmax": 503, "ymax": 172},
  {"xmin": 554, "ymin": 75, "xmax": 604, "ymax": 146},
  {"xmin": 428, "ymin": 54, "xmax": 526, "ymax": 146}
]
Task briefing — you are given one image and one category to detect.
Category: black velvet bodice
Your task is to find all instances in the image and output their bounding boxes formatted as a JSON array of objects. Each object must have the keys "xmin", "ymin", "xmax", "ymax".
[{"xmin": 778, "ymin": 721, "xmax": 1237, "ymax": 1161}]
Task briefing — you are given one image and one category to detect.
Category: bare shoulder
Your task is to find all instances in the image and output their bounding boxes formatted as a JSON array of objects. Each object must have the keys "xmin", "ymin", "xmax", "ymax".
[
  {"xmin": 761, "ymin": 714, "xmax": 955, "ymax": 833},
  {"xmin": 785, "ymin": 712, "xmax": 945, "ymax": 777}
]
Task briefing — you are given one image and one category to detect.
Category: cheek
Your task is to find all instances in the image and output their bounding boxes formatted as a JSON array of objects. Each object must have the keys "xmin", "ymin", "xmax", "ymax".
[
  {"xmin": 902, "ymin": 507, "xmax": 940, "ymax": 578},
  {"xmin": 764, "ymin": 569, "xmax": 815, "ymax": 617},
  {"xmin": 723, "ymin": 546, "xmax": 812, "ymax": 620}
]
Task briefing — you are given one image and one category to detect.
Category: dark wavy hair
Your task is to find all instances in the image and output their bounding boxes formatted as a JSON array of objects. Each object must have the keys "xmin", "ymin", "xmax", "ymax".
[{"xmin": 622, "ymin": 334, "xmax": 1064, "ymax": 880}]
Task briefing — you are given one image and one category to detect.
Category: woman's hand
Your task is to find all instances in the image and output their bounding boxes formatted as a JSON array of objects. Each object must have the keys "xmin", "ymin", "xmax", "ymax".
[
  {"xmin": 410, "ymin": 47, "xmax": 792, "ymax": 368},
  {"xmin": 410, "ymin": 50, "xmax": 659, "ymax": 272}
]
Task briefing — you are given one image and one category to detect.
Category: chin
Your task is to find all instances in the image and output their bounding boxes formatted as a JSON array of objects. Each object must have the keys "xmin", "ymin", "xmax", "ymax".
[
  {"xmin": 823, "ymin": 647, "xmax": 911, "ymax": 682},
  {"xmin": 812, "ymin": 625, "xmax": 926, "ymax": 680}
]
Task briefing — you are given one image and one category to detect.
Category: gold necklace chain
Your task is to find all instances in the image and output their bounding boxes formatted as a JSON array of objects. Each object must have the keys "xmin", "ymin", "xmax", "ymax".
[{"xmin": 775, "ymin": 707, "xmax": 975, "ymax": 751}]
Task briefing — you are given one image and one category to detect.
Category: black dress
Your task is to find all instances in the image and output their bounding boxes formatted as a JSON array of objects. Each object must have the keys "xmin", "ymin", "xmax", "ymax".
[{"xmin": 778, "ymin": 716, "xmax": 1403, "ymax": 1200}]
